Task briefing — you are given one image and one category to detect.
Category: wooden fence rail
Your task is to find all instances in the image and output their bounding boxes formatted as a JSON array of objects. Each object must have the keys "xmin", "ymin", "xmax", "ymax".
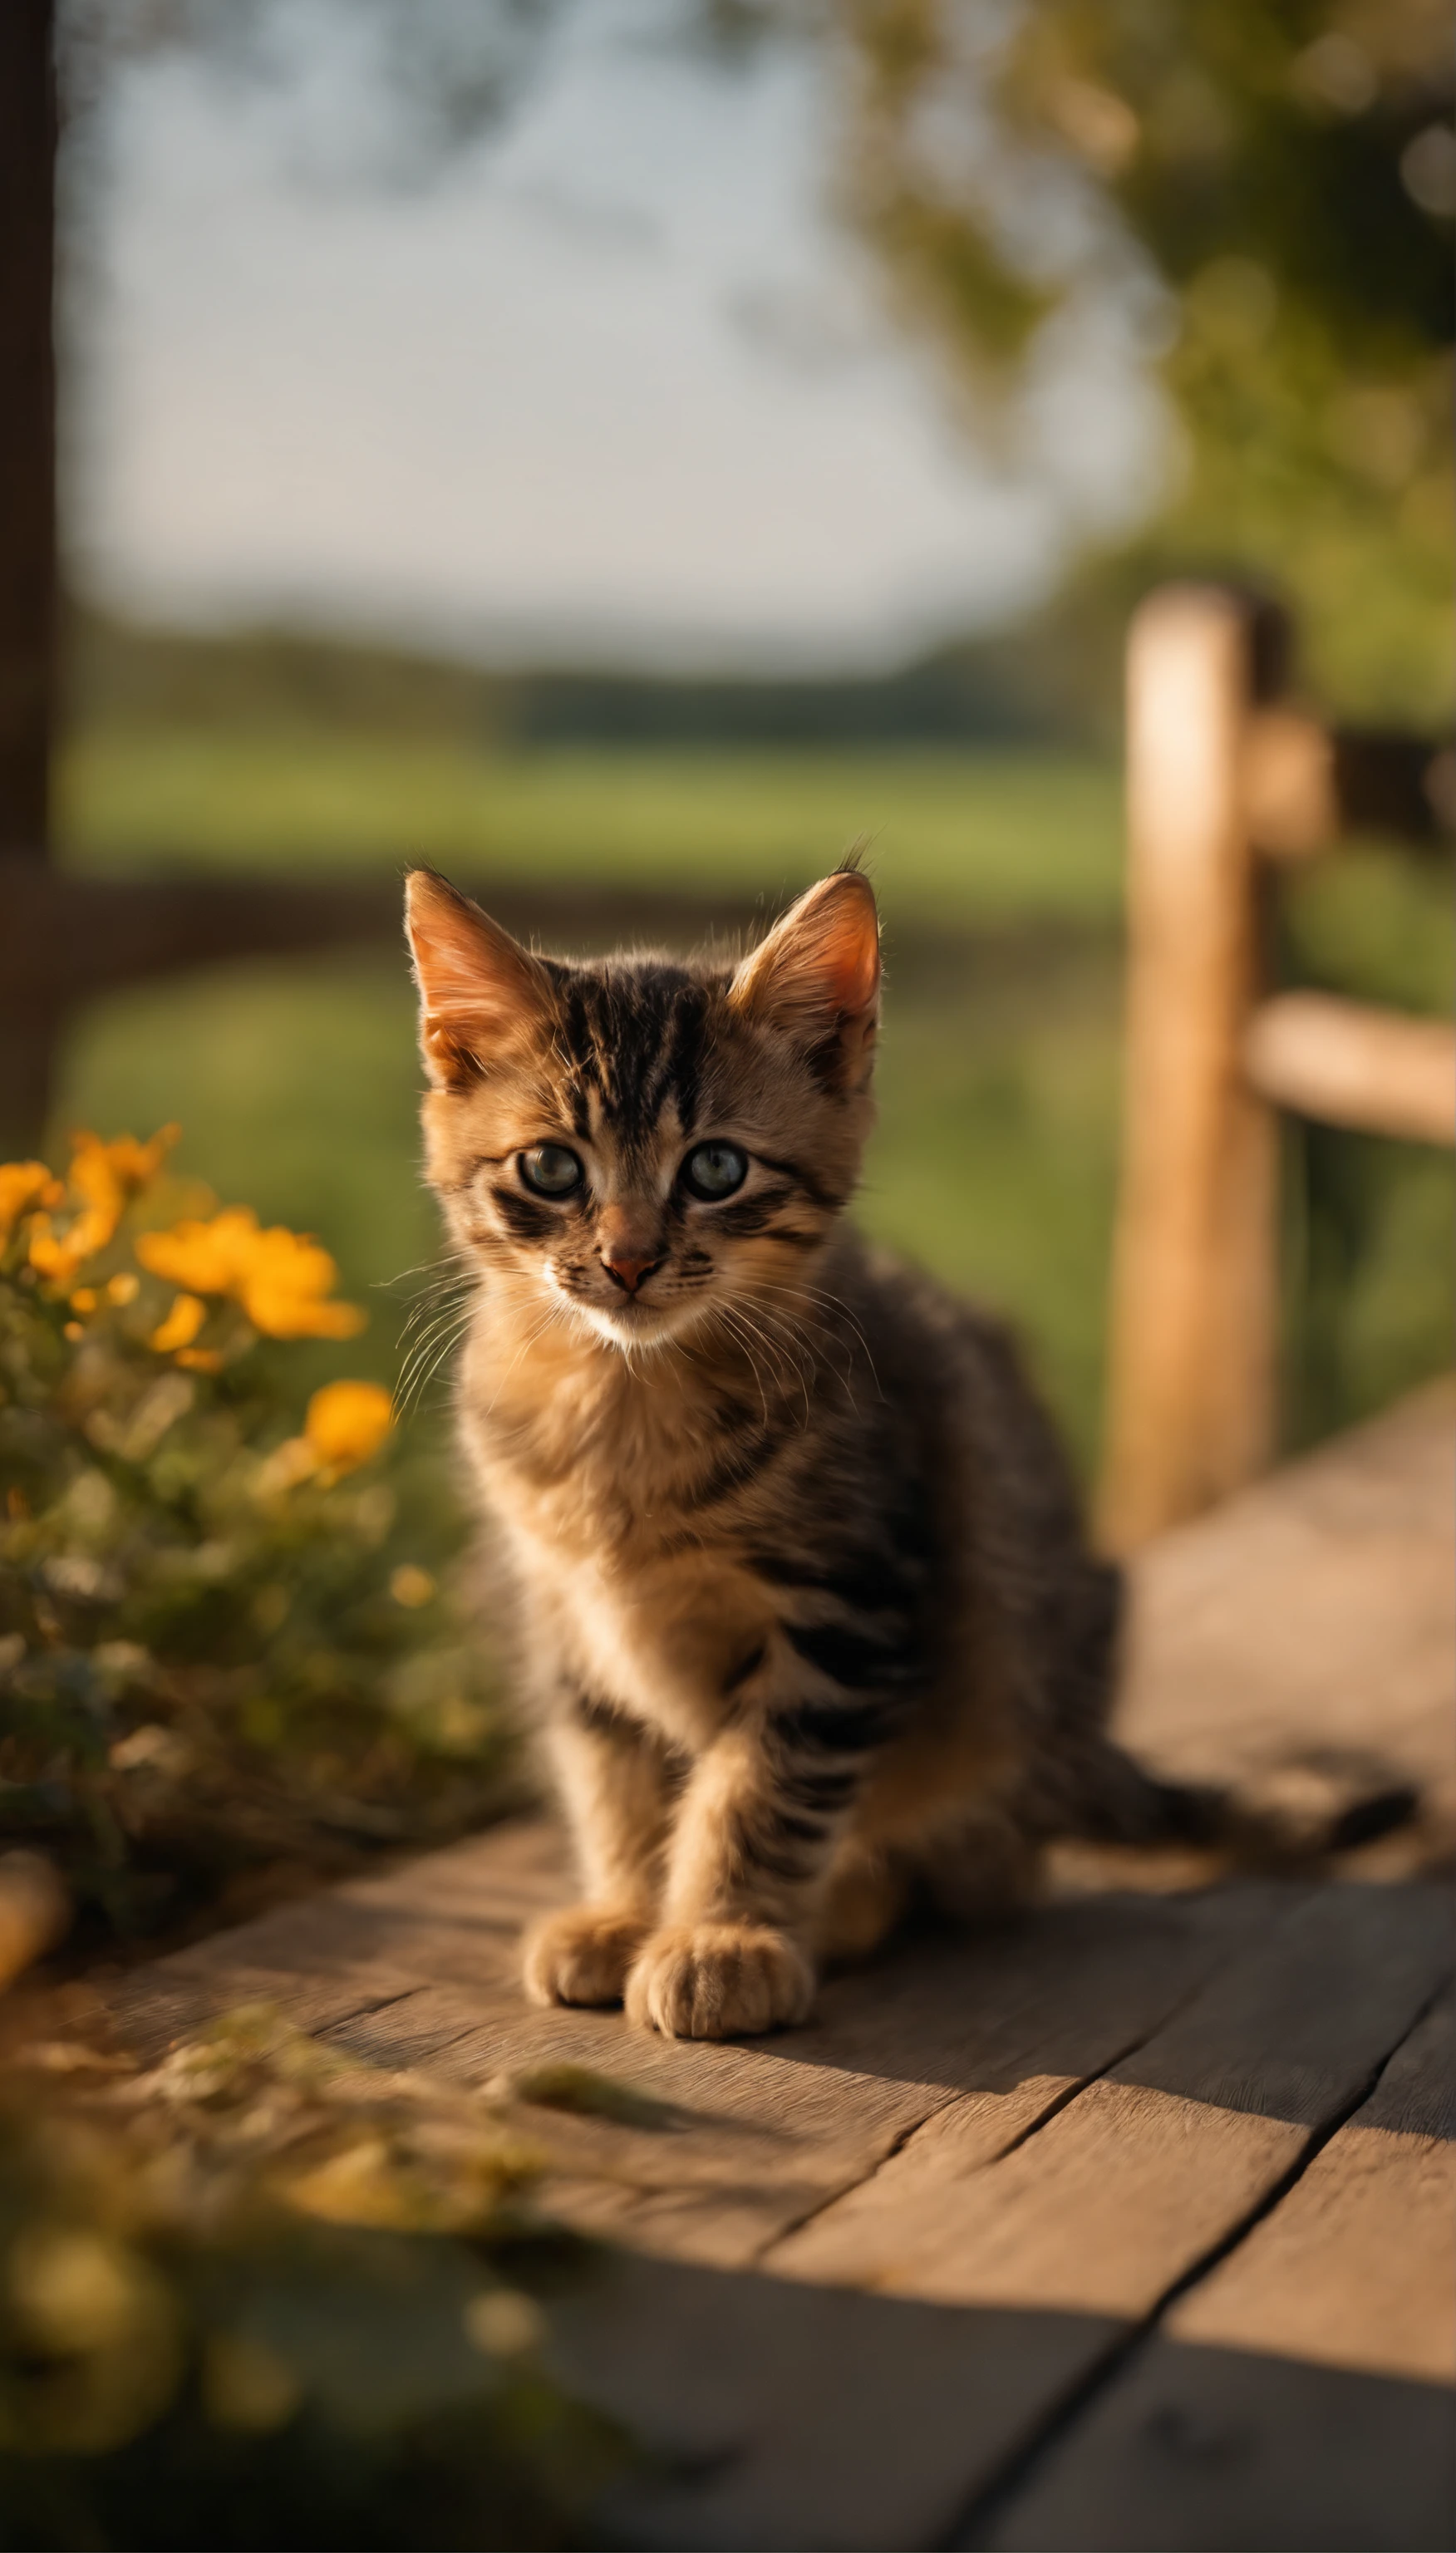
[{"xmin": 0, "ymin": 853, "xmax": 1097, "ymax": 1153}]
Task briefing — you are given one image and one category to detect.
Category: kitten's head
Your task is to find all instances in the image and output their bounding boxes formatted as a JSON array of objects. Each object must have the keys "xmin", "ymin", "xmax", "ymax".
[{"xmin": 405, "ymin": 863, "xmax": 879, "ymax": 1350}]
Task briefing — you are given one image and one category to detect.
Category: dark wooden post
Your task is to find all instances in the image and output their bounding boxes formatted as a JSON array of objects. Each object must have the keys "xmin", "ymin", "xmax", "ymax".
[
  {"xmin": 0, "ymin": 0, "xmax": 60, "ymax": 1148},
  {"xmin": 0, "ymin": 0, "xmax": 56, "ymax": 858}
]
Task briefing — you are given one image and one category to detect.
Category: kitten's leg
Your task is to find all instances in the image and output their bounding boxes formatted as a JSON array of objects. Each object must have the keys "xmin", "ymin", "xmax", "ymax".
[
  {"xmin": 625, "ymin": 1707, "xmax": 874, "ymax": 2039},
  {"xmin": 524, "ymin": 1696, "xmax": 676, "ymax": 2009},
  {"xmin": 916, "ymin": 1808, "xmax": 1038, "ymax": 1925},
  {"xmin": 814, "ymin": 1843, "xmax": 912, "ymax": 1966}
]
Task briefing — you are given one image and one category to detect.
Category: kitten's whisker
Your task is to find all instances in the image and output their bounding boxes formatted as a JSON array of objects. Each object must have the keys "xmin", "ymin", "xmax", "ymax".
[
  {"xmin": 405, "ymin": 1329, "xmax": 473, "ymax": 1414},
  {"xmin": 393, "ymin": 1274, "xmax": 480, "ymax": 1405},
  {"xmin": 394, "ymin": 1305, "xmax": 475, "ymax": 1416},
  {"xmin": 729, "ymin": 1301, "xmax": 806, "ymax": 1408},
  {"xmin": 393, "ymin": 1276, "xmax": 475, "ymax": 1348},
  {"xmin": 710, "ymin": 1299, "xmax": 793, "ymax": 1428},
  {"xmin": 734, "ymin": 1295, "xmax": 816, "ymax": 1424},
  {"xmin": 396, "ymin": 1316, "xmax": 459, "ymax": 1395},
  {"xmin": 396, "ymin": 1291, "xmax": 475, "ymax": 1383},
  {"xmin": 378, "ymin": 1247, "xmax": 472, "ymax": 1291},
  {"xmin": 704, "ymin": 1301, "xmax": 769, "ymax": 1421},
  {"xmin": 396, "ymin": 1282, "xmax": 474, "ymax": 1353},
  {"xmin": 774, "ymin": 1276, "xmax": 883, "ymax": 1400},
  {"xmin": 381, "ymin": 1253, "xmax": 475, "ymax": 1327},
  {"xmin": 721, "ymin": 1281, "xmax": 805, "ymax": 1378}
]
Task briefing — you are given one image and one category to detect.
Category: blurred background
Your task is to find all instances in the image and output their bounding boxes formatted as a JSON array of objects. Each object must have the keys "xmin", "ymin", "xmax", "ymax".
[
  {"xmin": 0, "ymin": 22, "xmax": 1451, "ymax": 2509},
  {"xmin": 26, "ymin": 0, "xmax": 1456, "ymax": 1477}
]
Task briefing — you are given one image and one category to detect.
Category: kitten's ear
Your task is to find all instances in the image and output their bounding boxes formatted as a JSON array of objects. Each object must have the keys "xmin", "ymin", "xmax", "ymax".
[
  {"xmin": 730, "ymin": 868, "xmax": 880, "ymax": 1089},
  {"xmin": 404, "ymin": 869, "xmax": 554, "ymax": 1088}
]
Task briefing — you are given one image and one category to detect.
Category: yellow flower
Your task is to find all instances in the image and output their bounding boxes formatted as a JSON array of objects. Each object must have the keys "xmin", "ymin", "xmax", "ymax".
[
  {"xmin": 389, "ymin": 1564, "xmax": 436, "ymax": 1609},
  {"xmin": 84, "ymin": 1128, "xmax": 177, "ymax": 1190},
  {"xmin": 149, "ymin": 1293, "xmax": 207, "ymax": 1355},
  {"xmin": 27, "ymin": 1218, "xmax": 90, "ymax": 1286},
  {"xmin": 0, "ymin": 1161, "xmax": 62, "ymax": 1244},
  {"xmin": 136, "ymin": 1208, "xmax": 365, "ymax": 1340},
  {"xmin": 27, "ymin": 1128, "xmax": 176, "ymax": 1287},
  {"xmin": 303, "ymin": 1381, "xmax": 393, "ymax": 1474},
  {"xmin": 234, "ymin": 1226, "xmax": 366, "ymax": 1341},
  {"xmin": 135, "ymin": 1206, "xmax": 258, "ymax": 1297}
]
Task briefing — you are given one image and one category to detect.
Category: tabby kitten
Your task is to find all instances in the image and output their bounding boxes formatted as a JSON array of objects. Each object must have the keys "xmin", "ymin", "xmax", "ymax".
[{"xmin": 405, "ymin": 861, "xmax": 1173, "ymax": 2040}]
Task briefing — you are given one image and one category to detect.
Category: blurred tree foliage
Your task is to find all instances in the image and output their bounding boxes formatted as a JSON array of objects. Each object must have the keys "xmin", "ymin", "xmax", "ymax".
[
  {"xmin": 820, "ymin": 0, "xmax": 1454, "ymax": 721},
  {"xmin": 59, "ymin": 0, "xmax": 1454, "ymax": 724}
]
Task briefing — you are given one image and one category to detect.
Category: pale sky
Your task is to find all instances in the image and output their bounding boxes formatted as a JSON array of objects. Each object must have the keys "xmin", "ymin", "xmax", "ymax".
[{"xmin": 74, "ymin": 0, "xmax": 1168, "ymax": 672}]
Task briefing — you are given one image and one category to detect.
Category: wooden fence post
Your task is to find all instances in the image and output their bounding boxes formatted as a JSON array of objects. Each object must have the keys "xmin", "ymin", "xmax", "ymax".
[
  {"xmin": 1099, "ymin": 586, "xmax": 1280, "ymax": 1550},
  {"xmin": 0, "ymin": 0, "xmax": 58, "ymax": 1154},
  {"xmin": 0, "ymin": 0, "xmax": 55, "ymax": 862}
]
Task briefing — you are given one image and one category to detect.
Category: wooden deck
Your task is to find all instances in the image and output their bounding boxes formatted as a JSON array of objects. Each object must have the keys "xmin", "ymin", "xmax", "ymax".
[{"xmin": 107, "ymin": 1385, "xmax": 1454, "ymax": 2551}]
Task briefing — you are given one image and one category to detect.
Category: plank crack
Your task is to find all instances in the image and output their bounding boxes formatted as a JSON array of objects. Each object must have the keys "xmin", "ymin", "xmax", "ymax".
[
  {"xmin": 316, "ymin": 1993, "xmax": 492, "ymax": 2070},
  {"xmin": 750, "ymin": 2096, "xmax": 952, "ymax": 2262},
  {"xmin": 757, "ymin": 1931, "xmax": 1259, "ymax": 2271},
  {"xmin": 941, "ymin": 1964, "xmax": 1456, "ymax": 2552},
  {"xmin": 987, "ymin": 1927, "xmax": 1280, "ymax": 2166}
]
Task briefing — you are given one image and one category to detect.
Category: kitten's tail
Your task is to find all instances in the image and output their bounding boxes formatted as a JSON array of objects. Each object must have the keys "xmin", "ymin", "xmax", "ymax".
[
  {"xmin": 1049, "ymin": 1557, "xmax": 1419, "ymax": 1867},
  {"xmin": 1062, "ymin": 1735, "xmax": 1420, "ymax": 1867}
]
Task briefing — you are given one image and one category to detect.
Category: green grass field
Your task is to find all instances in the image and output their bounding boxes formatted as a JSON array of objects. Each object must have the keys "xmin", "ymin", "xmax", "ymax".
[
  {"xmin": 61, "ymin": 725, "xmax": 1128, "ymax": 922},
  {"xmin": 52, "ymin": 725, "xmax": 1452, "ymax": 1484}
]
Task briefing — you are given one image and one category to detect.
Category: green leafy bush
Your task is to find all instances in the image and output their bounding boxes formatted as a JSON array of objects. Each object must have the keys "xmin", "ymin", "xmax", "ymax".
[{"xmin": 0, "ymin": 1132, "xmax": 507, "ymax": 1948}]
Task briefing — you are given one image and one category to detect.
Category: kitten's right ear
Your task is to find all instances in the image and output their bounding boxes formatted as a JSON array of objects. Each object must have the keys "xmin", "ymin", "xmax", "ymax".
[
  {"xmin": 404, "ymin": 869, "xmax": 555, "ymax": 1088},
  {"xmin": 729, "ymin": 867, "xmax": 880, "ymax": 1090}
]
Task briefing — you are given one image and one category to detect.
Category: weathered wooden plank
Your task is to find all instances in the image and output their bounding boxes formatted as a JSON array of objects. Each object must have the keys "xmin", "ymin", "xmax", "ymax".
[
  {"xmin": 106, "ymin": 1825, "xmax": 1272, "ymax": 2275},
  {"xmin": 103, "ymin": 1948, "xmax": 425, "ymax": 2065},
  {"xmin": 1116, "ymin": 1380, "xmax": 1456, "ymax": 1851},
  {"xmin": 544, "ymin": 1934, "xmax": 1452, "ymax": 2551},
  {"xmin": 770, "ymin": 1886, "xmax": 1447, "ymax": 2314},
  {"xmin": 1167, "ymin": 1989, "xmax": 1454, "ymax": 2382},
  {"xmin": 96, "ymin": 1837, "xmax": 1449, "ymax": 2548},
  {"xmin": 975, "ymin": 1993, "xmax": 1455, "ymax": 2551},
  {"xmin": 101, "ymin": 1819, "xmax": 564, "ymax": 2059},
  {"xmin": 332, "ymin": 1815, "xmax": 568, "ymax": 1926},
  {"xmin": 771, "ymin": 1878, "xmax": 1440, "ymax": 2318},
  {"xmin": 977, "ymin": 2344, "xmax": 1454, "ymax": 2552},
  {"xmin": 312, "ymin": 1883, "xmax": 1265, "ymax": 2270},
  {"xmin": 108, "ymin": 1825, "xmax": 1443, "ymax": 2310},
  {"xmin": 327, "ymin": 1980, "xmax": 921, "ymax": 2265},
  {"xmin": 548, "ymin": 2254, "xmax": 1109, "ymax": 2553}
]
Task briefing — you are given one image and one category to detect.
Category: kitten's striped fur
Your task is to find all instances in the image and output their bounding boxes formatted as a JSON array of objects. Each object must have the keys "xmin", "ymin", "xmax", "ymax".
[{"xmin": 405, "ymin": 861, "xmax": 1187, "ymax": 2039}]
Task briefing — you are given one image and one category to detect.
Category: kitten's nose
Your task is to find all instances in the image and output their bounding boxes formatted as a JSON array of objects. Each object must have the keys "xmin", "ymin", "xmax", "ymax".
[{"xmin": 601, "ymin": 1250, "xmax": 662, "ymax": 1295}]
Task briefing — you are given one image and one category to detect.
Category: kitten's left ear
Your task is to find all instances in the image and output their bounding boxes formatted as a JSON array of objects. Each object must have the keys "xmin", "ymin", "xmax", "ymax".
[
  {"xmin": 405, "ymin": 868, "xmax": 555, "ymax": 1088},
  {"xmin": 730, "ymin": 867, "xmax": 880, "ymax": 1090}
]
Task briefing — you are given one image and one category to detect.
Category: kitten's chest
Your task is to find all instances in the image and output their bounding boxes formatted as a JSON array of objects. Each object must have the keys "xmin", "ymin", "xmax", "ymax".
[
  {"xmin": 461, "ymin": 1327, "xmax": 775, "ymax": 1741},
  {"xmin": 502, "ymin": 1509, "xmax": 760, "ymax": 1748}
]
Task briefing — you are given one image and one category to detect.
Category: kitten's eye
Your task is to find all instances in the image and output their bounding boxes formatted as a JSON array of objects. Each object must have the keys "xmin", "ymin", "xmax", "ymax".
[
  {"xmin": 682, "ymin": 1142, "xmax": 748, "ymax": 1201},
  {"xmin": 519, "ymin": 1144, "xmax": 583, "ymax": 1198}
]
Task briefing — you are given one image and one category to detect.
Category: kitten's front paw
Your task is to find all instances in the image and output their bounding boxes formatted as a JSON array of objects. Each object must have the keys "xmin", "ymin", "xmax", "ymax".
[
  {"xmin": 522, "ymin": 1905, "xmax": 647, "ymax": 2009},
  {"xmin": 625, "ymin": 1922, "xmax": 814, "ymax": 2039}
]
